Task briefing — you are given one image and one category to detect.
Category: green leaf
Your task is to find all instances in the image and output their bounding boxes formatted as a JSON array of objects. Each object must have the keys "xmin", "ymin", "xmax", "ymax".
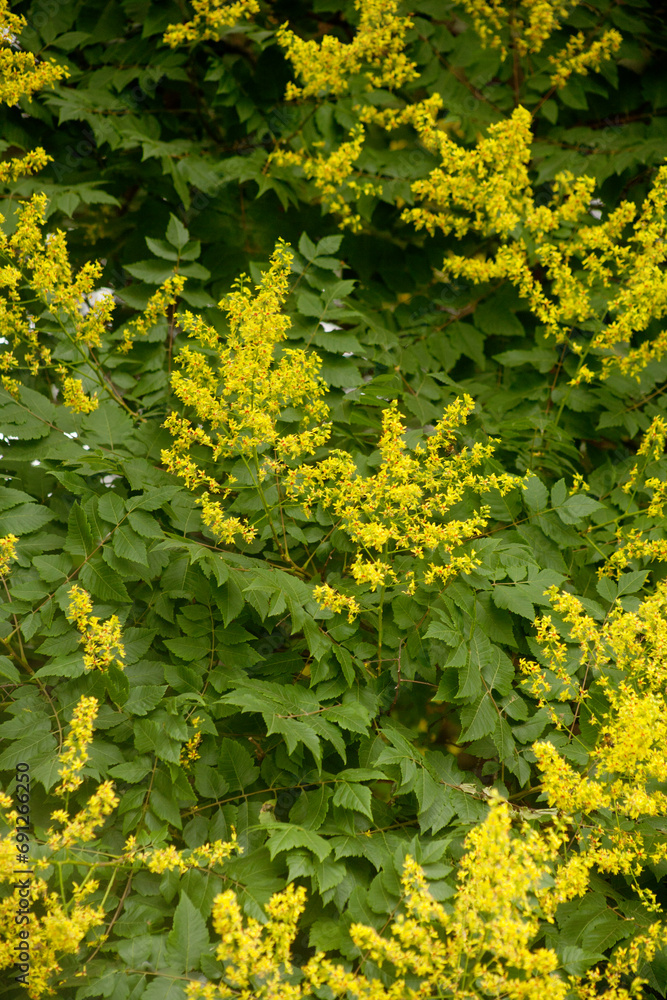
[
  {"xmin": 459, "ymin": 694, "xmax": 496, "ymax": 742},
  {"xmin": 128, "ymin": 510, "xmax": 164, "ymax": 538},
  {"xmin": 332, "ymin": 781, "xmax": 373, "ymax": 819},
  {"xmin": 492, "ymin": 583, "xmax": 535, "ymax": 620},
  {"xmin": 65, "ymin": 500, "xmax": 95, "ymax": 556},
  {"xmin": 165, "ymin": 891, "xmax": 210, "ymax": 972},
  {"xmin": 217, "ymin": 738, "xmax": 259, "ymax": 791},
  {"xmin": 557, "ymin": 494, "xmax": 604, "ymax": 525},
  {"xmin": 215, "ymin": 575, "xmax": 244, "ymax": 625},
  {"xmin": 124, "ymin": 259, "xmax": 175, "ymax": 283},
  {"xmin": 112, "ymin": 524, "xmax": 148, "ymax": 565},
  {"xmin": 551, "ymin": 479, "xmax": 568, "ymax": 508},
  {"xmin": 316, "ymin": 235, "xmax": 343, "ymax": 256},
  {"xmin": 123, "ymin": 685, "xmax": 167, "ymax": 716},
  {"xmin": 0, "ymin": 503, "xmax": 53, "ymax": 535},
  {"xmin": 0, "ymin": 655, "xmax": 20, "ymax": 684},
  {"xmin": 145, "ymin": 236, "xmax": 179, "ymax": 260},
  {"xmin": 79, "ymin": 558, "xmax": 130, "ymax": 602},
  {"xmin": 109, "ymin": 757, "xmax": 153, "ymax": 782},
  {"xmin": 266, "ymin": 824, "xmax": 332, "ymax": 862},
  {"xmin": 166, "ymin": 213, "xmax": 190, "ymax": 250},
  {"xmin": 97, "ymin": 492, "xmax": 126, "ymax": 524},
  {"xmin": 423, "ymin": 620, "xmax": 458, "ymax": 644},
  {"xmin": 524, "ymin": 475, "xmax": 548, "ymax": 511}
]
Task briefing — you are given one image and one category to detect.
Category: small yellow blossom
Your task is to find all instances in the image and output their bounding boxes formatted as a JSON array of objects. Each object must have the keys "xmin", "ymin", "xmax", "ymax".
[
  {"xmin": 55, "ymin": 695, "xmax": 99, "ymax": 794},
  {"xmin": 0, "ymin": 1, "xmax": 69, "ymax": 107},
  {"xmin": 163, "ymin": 0, "xmax": 259, "ymax": 48},
  {"xmin": 119, "ymin": 274, "xmax": 185, "ymax": 352},
  {"xmin": 66, "ymin": 585, "xmax": 125, "ymax": 671},
  {"xmin": 312, "ymin": 583, "xmax": 361, "ymax": 621},
  {"xmin": 277, "ymin": 0, "xmax": 418, "ymax": 100},
  {"xmin": 61, "ymin": 376, "xmax": 99, "ymax": 414},
  {"xmin": 549, "ymin": 28, "xmax": 623, "ymax": 89},
  {"xmin": 0, "ymin": 533, "xmax": 17, "ymax": 575},
  {"xmin": 48, "ymin": 780, "xmax": 118, "ymax": 850},
  {"xmin": 180, "ymin": 716, "xmax": 203, "ymax": 768}
]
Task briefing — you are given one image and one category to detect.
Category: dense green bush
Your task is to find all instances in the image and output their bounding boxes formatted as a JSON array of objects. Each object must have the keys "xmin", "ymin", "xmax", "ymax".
[{"xmin": 3, "ymin": 0, "xmax": 667, "ymax": 997}]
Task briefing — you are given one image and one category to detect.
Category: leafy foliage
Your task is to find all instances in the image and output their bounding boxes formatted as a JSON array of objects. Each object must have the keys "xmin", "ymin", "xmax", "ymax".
[{"xmin": 2, "ymin": 0, "xmax": 667, "ymax": 998}]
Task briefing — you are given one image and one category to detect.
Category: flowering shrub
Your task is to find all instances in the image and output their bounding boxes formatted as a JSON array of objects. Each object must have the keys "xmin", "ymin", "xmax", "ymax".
[{"xmin": 2, "ymin": 0, "xmax": 667, "ymax": 998}]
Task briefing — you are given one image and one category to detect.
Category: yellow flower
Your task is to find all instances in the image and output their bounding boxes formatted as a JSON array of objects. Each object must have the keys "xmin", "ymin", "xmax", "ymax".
[
  {"xmin": 0, "ymin": 534, "xmax": 17, "ymax": 575},
  {"xmin": 55, "ymin": 695, "xmax": 99, "ymax": 794},
  {"xmin": 61, "ymin": 376, "xmax": 99, "ymax": 414},
  {"xmin": 289, "ymin": 397, "xmax": 520, "ymax": 605},
  {"xmin": 66, "ymin": 585, "xmax": 125, "ymax": 671},
  {"xmin": 180, "ymin": 716, "xmax": 203, "ymax": 768},
  {"xmin": 549, "ymin": 28, "xmax": 622, "ymax": 89},
  {"xmin": 119, "ymin": 275, "xmax": 185, "ymax": 352},
  {"xmin": 277, "ymin": 0, "xmax": 418, "ymax": 100},
  {"xmin": 163, "ymin": 0, "xmax": 259, "ymax": 48},
  {"xmin": 48, "ymin": 780, "xmax": 118, "ymax": 850},
  {"xmin": 162, "ymin": 241, "xmax": 331, "ymax": 546},
  {"xmin": 0, "ymin": 1, "xmax": 69, "ymax": 107}
]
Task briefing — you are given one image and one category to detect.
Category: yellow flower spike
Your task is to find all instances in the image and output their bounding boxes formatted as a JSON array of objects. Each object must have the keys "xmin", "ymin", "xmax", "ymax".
[
  {"xmin": 66, "ymin": 585, "xmax": 125, "ymax": 671},
  {"xmin": 277, "ymin": 0, "xmax": 418, "ymax": 100},
  {"xmin": 549, "ymin": 28, "xmax": 622, "ymax": 89},
  {"xmin": 527, "ymin": 582, "xmax": 667, "ymax": 904},
  {"xmin": 61, "ymin": 376, "xmax": 99, "ymax": 414},
  {"xmin": 0, "ymin": 533, "xmax": 18, "ymax": 576},
  {"xmin": 312, "ymin": 583, "xmax": 361, "ymax": 621},
  {"xmin": 0, "ymin": 147, "xmax": 51, "ymax": 184},
  {"xmin": 0, "ymin": 0, "xmax": 69, "ymax": 107},
  {"xmin": 163, "ymin": 240, "xmax": 331, "ymax": 545},
  {"xmin": 163, "ymin": 0, "xmax": 259, "ymax": 48},
  {"xmin": 180, "ymin": 716, "xmax": 203, "ymax": 768},
  {"xmin": 291, "ymin": 397, "xmax": 518, "ymax": 608},
  {"xmin": 119, "ymin": 274, "xmax": 185, "ymax": 353},
  {"xmin": 55, "ymin": 695, "xmax": 99, "ymax": 795},
  {"xmin": 47, "ymin": 780, "xmax": 118, "ymax": 850}
]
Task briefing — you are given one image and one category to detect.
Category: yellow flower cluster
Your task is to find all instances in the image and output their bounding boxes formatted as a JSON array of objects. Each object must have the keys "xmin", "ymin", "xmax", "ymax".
[
  {"xmin": 48, "ymin": 780, "xmax": 118, "ymax": 851},
  {"xmin": 604, "ymin": 528, "xmax": 667, "ymax": 579},
  {"xmin": 60, "ymin": 376, "xmax": 98, "ymax": 414},
  {"xmin": 66, "ymin": 585, "xmax": 125, "ymax": 671},
  {"xmin": 312, "ymin": 582, "xmax": 361, "ymax": 622},
  {"xmin": 458, "ymin": 0, "xmax": 620, "ymax": 71},
  {"xmin": 0, "ymin": 193, "xmax": 118, "ymax": 406},
  {"xmin": 0, "ymin": 147, "xmax": 51, "ymax": 184},
  {"xmin": 0, "ymin": 788, "xmax": 110, "ymax": 998},
  {"xmin": 180, "ymin": 715, "xmax": 203, "ymax": 768},
  {"xmin": 622, "ymin": 414, "xmax": 667, "ymax": 491},
  {"xmin": 0, "ymin": 876, "xmax": 103, "ymax": 999},
  {"xmin": 400, "ymin": 105, "xmax": 667, "ymax": 386},
  {"xmin": 403, "ymin": 106, "xmax": 536, "ymax": 241},
  {"xmin": 272, "ymin": 124, "xmax": 378, "ymax": 231},
  {"xmin": 187, "ymin": 883, "xmax": 307, "ymax": 999},
  {"xmin": 55, "ymin": 695, "xmax": 99, "ymax": 795},
  {"xmin": 188, "ymin": 792, "xmax": 665, "ymax": 1000},
  {"xmin": 548, "ymin": 29, "xmax": 622, "ymax": 89},
  {"xmin": 118, "ymin": 274, "xmax": 186, "ymax": 353},
  {"xmin": 288, "ymin": 396, "xmax": 520, "ymax": 602},
  {"xmin": 0, "ymin": 533, "xmax": 17, "ymax": 575},
  {"xmin": 124, "ymin": 831, "xmax": 241, "ymax": 874},
  {"xmin": 163, "ymin": 0, "xmax": 259, "ymax": 48},
  {"xmin": 527, "ymin": 583, "xmax": 667, "ymax": 892},
  {"xmin": 276, "ymin": 0, "xmax": 418, "ymax": 101},
  {"xmin": 0, "ymin": 1, "xmax": 68, "ymax": 107},
  {"xmin": 162, "ymin": 240, "xmax": 331, "ymax": 546}
]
